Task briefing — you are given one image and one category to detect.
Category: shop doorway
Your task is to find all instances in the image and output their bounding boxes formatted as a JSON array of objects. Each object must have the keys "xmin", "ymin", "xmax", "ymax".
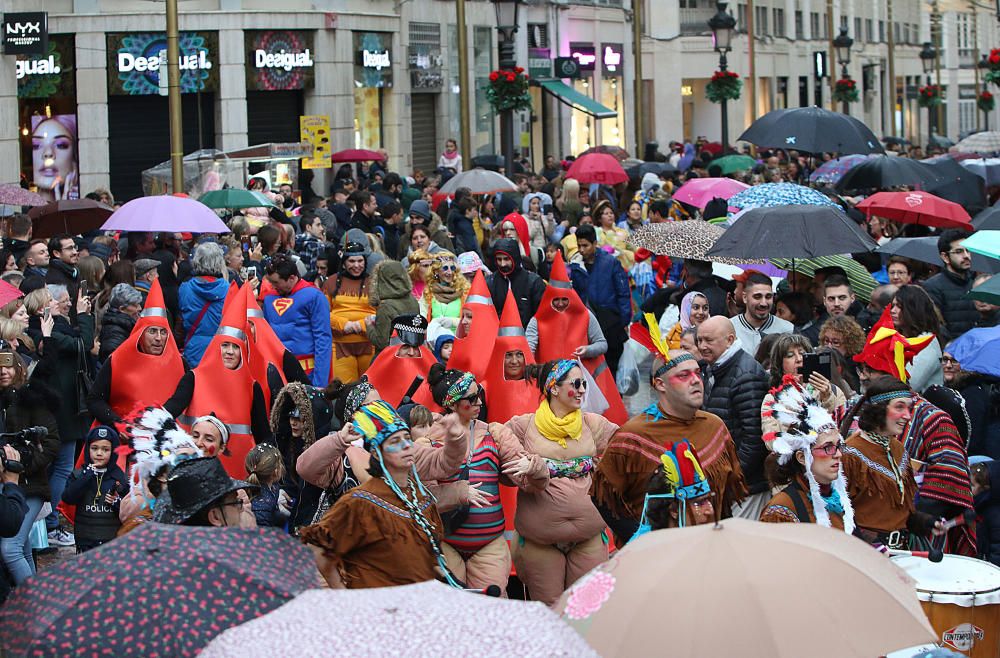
[{"xmin": 411, "ymin": 94, "xmax": 438, "ymax": 174}]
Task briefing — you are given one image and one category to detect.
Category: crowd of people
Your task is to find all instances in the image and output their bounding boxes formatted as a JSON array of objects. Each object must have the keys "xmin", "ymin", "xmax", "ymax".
[{"xmin": 0, "ymin": 138, "xmax": 999, "ymax": 610}]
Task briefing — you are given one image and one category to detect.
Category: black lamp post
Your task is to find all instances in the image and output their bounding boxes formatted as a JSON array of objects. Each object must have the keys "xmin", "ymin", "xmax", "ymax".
[
  {"xmin": 708, "ymin": 2, "xmax": 736, "ymax": 151},
  {"xmin": 833, "ymin": 27, "xmax": 853, "ymax": 115},
  {"xmin": 920, "ymin": 41, "xmax": 937, "ymax": 145},
  {"xmin": 493, "ymin": 0, "xmax": 521, "ymax": 177},
  {"xmin": 979, "ymin": 53, "xmax": 991, "ymax": 131}
]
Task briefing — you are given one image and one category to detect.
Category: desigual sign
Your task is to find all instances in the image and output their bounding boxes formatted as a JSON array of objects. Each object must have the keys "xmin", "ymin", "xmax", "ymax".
[
  {"xmin": 362, "ymin": 50, "xmax": 391, "ymax": 71},
  {"xmin": 106, "ymin": 32, "xmax": 219, "ymax": 96},
  {"xmin": 245, "ymin": 30, "xmax": 315, "ymax": 91},
  {"xmin": 16, "ymin": 34, "xmax": 75, "ymax": 99}
]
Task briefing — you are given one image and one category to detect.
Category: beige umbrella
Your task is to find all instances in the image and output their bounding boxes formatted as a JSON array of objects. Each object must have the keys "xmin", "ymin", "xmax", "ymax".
[
  {"xmin": 628, "ymin": 220, "xmax": 765, "ymax": 265},
  {"xmin": 555, "ymin": 518, "xmax": 935, "ymax": 658}
]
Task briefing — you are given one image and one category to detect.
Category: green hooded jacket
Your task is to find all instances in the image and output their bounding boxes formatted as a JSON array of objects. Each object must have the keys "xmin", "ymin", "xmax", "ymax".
[{"xmin": 369, "ymin": 260, "xmax": 420, "ymax": 353}]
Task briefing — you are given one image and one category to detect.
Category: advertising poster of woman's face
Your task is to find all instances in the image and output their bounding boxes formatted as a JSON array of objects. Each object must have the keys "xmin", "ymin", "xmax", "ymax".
[{"xmin": 31, "ymin": 114, "xmax": 79, "ymax": 202}]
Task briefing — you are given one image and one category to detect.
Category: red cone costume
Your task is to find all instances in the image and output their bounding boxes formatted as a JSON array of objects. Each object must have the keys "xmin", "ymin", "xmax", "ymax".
[
  {"xmin": 482, "ymin": 291, "xmax": 539, "ymax": 423},
  {"xmin": 533, "ymin": 252, "xmax": 628, "ymax": 424},
  {"xmin": 448, "ymin": 270, "xmax": 499, "ymax": 381},
  {"xmin": 364, "ymin": 314, "xmax": 442, "ymax": 412},
  {"xmin": 178, "ymin": 285, "xmax": 256, "ymax": 477},
  {"xmin": 243, "ymin": 284, "xmax": 293, "ymax": 413}
]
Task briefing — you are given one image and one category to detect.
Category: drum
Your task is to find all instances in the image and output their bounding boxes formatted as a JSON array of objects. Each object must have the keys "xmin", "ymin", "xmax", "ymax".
[{"xmin": 892, "ymin": 555, "xmax": 1000, "ymax": 657}]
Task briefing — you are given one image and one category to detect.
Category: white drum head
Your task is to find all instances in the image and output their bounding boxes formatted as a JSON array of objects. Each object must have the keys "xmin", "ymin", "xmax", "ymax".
[{"xmin": 892, "ymin": 555, "xmax": 1000, "ymax": 607}]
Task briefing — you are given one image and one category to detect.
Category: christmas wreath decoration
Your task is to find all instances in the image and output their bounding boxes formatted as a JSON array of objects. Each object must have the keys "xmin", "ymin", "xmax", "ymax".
[
  {"xmin": 833, "ymin": 78, "xmax": 860, "ymax": 104},
  {"xmin": 486, "ymin": 67, "xmax": 532, "ymax": 113},
  {"xmin": 706, "ymin": 70, "xmax": 742, "ymax": 104}
]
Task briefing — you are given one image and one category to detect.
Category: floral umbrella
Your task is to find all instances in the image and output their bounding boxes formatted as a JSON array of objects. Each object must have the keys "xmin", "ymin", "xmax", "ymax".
[
  {"xmin": 727, "ymin": 182, "xmax": 839, "ymax": 212},
  {"xmin": 808, "ymin": 154, "xmax": 871, "ymax": 185}
]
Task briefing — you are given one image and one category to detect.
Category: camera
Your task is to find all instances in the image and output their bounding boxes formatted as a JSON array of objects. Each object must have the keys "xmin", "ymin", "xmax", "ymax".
[{"xmin": 0, "ymin": 426, "xmax": 46, "ymax": 474}]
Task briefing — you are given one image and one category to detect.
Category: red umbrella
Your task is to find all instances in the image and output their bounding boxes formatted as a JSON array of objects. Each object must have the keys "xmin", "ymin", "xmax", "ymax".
[
  {"xmin": 0, "ymin": 279, "xmax": 23, "ymax": 309},
  {"xmin": 329, "ymin": 148, "xmax": 385, "ymax": 163},
  {"xmin": 27, "ymin": 199, "xmax": 115, "ymax": 238},
  {"xmin": 856, "ymin": 190, "xmax": 971, "ymax": 230},
  {"xmin": 566, "ymin": 153, "xmax": 628, "ymax": 185}
]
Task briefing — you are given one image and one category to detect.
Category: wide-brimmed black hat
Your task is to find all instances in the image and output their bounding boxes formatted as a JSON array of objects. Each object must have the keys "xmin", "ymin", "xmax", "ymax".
[{"xmin": 153, "ymin": 457, "xmax": 259, "ymax": 525}]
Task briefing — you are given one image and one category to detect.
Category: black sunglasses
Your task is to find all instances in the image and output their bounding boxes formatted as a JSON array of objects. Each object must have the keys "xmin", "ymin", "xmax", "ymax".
[{"xmin": 568, "ymin": 378, "xmax": 587, "ymax": 391}]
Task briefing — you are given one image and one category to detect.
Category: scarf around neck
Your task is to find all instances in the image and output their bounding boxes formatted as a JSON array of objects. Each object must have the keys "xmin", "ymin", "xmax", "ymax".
[
  {"xmin": 534, "ymin": 398, "xmax": 583, "ymax": 449},
  {"xmin": 432, "ymin": 280, "xmax": 461, "ymax": 303}
]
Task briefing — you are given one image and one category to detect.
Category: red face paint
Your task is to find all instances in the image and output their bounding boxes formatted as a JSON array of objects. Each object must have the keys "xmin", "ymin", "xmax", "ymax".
[{"xmin": 668, "ymin": 369, "xmax": 701, "ymax": 384}]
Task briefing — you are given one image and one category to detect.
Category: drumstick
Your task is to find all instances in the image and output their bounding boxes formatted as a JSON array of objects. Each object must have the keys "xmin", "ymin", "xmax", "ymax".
[{"xmin": 887, "ymin": 548, "xmax": 943, "ymax": 563}]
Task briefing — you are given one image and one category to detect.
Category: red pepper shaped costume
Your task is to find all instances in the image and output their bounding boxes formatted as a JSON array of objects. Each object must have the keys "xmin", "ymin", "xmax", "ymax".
[
  {"xmin": 448, "ymin": 270, "xmax": 499, "ymax": 380},
  {"xmin": 243, "ymin": 284, "xmax": 293, "ymax": 413},
  {"xmin": 482, "ymin": 290, "xmax": 539, "ymax": 423}
]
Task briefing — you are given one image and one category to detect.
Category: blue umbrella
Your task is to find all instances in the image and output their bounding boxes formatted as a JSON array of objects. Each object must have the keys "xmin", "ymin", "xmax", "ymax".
[
  {"xmin": 947, "ymin": 326, "xmax": 1000, "ymax": 378},
  {"xmin": 728, "ymin": 183, "xmax": 840, "ymax": 212}
]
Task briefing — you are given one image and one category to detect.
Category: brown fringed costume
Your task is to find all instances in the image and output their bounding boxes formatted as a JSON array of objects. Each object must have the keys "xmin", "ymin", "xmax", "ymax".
[
  {"xmin": 591, "ymin": 404, "xmax": 747, "ymax": 525},
  {"xmin": 842, "ymin": 431, "xmax": 918, "ymax": 536},
  {"xmin": 760, "ymin": 474, "xmax": 847, "ymax": 528}
]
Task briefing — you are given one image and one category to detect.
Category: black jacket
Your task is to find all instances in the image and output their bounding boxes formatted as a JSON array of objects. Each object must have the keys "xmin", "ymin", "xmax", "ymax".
[
  {"xmin": 0, "ymin": 382, "xmax": 61, "ymax": 500},
  {"xmin": 702, "ymin": 348, "xmax": 770, "ymax": 494},
  {"xmin": 0, "ymin": 483, "xmax": 26, "ymax": 538},
  {"xmin": 975, "ymin": 459, "xmax": 1000, "ymax": 567},
  {"xmin": 486, "ymin": 238, "xmax": 546, "ymax": 328},
  {"xmin": 98, "ymin": 309, "xmax": 136, "ymax": 363},
  {"xmin": 45, "ymin": 259, "xmax": 80, "ymax": 323},
  {"xmin": 62, "ymin": 463, "xmax": 128, "ymax": 544},
  {"xmin": 27, "ymin": 313, "xmax": 95, "ymax": 442},
  {"xmin": 923, "ymin": 269, "xmax": 978, "ymax": 341}
]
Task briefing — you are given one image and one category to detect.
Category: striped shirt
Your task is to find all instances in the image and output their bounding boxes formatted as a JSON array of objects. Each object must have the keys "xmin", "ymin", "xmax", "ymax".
[{"xmin": 439, "ymin": 435, "xmax": 505, "ymax": 555}]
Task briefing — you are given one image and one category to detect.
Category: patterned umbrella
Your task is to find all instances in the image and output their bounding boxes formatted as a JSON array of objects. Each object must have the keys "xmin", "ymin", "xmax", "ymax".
[
  {"xmin": 628, "ymin": 220, "xmax": 764, "ymax": 265},
  {"xmin": 808, "ymin": 155, "xmax": 871, "ymax": 185},
  {"xmin": 201, "ymin": 582, "xmax": 596, "ymax": 657},
  {"xmin": 954, "ymin": 131, "xmax": 1000, "ymax": 154},
  {"xmin": 770, "ymin": 255, "xmax": 878, "ymax": 301},
  {"xmin": 0, "ymin": 524, "xmax": 323, "ymax": 657},
  {"xmin": 0, "ymin": 184, "xmax": 47, "ymax": 207},
  {"xmin": 728, "ymin": 183, "xmax": 839, "ymax": 212}
]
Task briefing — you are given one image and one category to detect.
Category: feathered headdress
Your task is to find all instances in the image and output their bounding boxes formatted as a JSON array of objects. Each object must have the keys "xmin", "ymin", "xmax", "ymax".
[
  {"xmin": 853, "ymin": 305, "xmax": 934, "ymax": 383},
  {"xmin": 659, "ymin": 440, "xmax": 712, "ymax": 502},
  {"xmin": 630, "ymin": 312, "xmax": 696, "ymax": 378},
  {"xmin": 122, "ymin": 406, "xmax": 202, "ymax": 503},
  {"xmin": 766, "ymin": 376, "xmax": 855, "ymax": 533},
  {"xmin": 352, "ymin": 400, "xmax": 409, "ymax": 451}
]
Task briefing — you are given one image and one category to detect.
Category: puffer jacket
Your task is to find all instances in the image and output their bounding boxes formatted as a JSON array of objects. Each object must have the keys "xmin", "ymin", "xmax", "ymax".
[
  {"xmin": 702, "ymin": 347, "xmax": 770, "ymax": 494},
  {"xmin": 98, "ymin": 308, "xmax": 136, "ymax": 362},
  {"xmin": 369, "ymin": 261, "xmax": 420, "ymax": 353},
  {"xmin": 178, "ymin": 275, "xmax": 229, "ymax": 366},
  {"xmin": 923, "ymin": 269, "xmax": 978, "ymax": 341},
  {"xmin": 0, "ymin": 381, "xmax": 61, "ymax": 500}
]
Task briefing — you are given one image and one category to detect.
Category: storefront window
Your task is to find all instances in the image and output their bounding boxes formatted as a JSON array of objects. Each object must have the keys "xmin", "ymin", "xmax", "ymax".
[
  {"xmin": 570, "ymin": 78, "xmax": 594, "ymax": 155},
  {"xmin": 353, "ymin": 32, "xmax": 393, "ymax": 150},
  {"xmin": 472, "ymin": 25, "xmax": 495, "ymax": 156},
  {"xmin": 447, "ymin": 25, "xmax": 460, "ymax": 145}
]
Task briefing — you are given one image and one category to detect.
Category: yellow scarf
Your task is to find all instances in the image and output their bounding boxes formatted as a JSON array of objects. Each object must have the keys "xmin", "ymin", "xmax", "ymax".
[{"xmin": 533, "ymin": 399, "xmax": 583, "ymax": 449}]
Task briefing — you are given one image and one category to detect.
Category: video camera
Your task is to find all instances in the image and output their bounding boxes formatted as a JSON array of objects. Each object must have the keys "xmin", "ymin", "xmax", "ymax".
[{"xmin": 0, "ymin": 426, "xmax": 47, "ymax": 474}]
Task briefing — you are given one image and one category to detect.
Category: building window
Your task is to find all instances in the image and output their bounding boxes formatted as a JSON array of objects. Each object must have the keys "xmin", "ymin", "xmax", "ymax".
[
  {"xmin": 865, "ymin": 19, "xmax": 873, "ymax": 43},
  {"xmin": 795, "ymin": 11, "xmax": 804, "ymax": 39},
  {"xmin": 879, "ymin": 20, "xmax": 885, "ymax": 42},
  {"xmin": 738, "ymin": 4, "xmax": 747, "ymax": 32},
  {"xmin": 854, "ymin": 17, "xmax": 862, "ymax": 43},
  {"xmin": 755, "ymin": 5, "xmax": 768, "ymax": 35},
  {"xmin": 773, "ymin": 8, "xmax": 785, "ymax": 37},
  {"xmin": 810, "ymin": 12, "xmax": 819, "ymax": 39}
]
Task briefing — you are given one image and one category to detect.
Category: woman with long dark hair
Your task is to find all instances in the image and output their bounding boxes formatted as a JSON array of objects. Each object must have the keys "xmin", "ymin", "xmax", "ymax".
[{"xmin": 889, "ymin": 285, "xmax": 943, "ymax": 392}]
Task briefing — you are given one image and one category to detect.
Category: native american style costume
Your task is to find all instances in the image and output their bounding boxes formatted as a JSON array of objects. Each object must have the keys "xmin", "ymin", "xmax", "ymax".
[
  {"xmin": 591, "ymin": 315, "xmax": 746, "ymax": 537},
  {"xmin": 853, "ymin": 308, "xmax": 976, "ymax": 555},
  {"xmin": 759, "ymin": 377, "xmax": 856, "ymax": 532},
  {"xmin": 632, "ymin": 440, "xmax": 713, "ymax": 539}
]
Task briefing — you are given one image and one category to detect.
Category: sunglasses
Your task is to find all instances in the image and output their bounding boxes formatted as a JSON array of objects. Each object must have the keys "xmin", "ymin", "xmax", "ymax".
[
  {"xmin": 811, "ymin": 442, "xmax": 845, "ymax": 457},
  {"xmin": 440, "ymin": 264, "xmax": 457, "ymax": 272},
  {"xmin": 458, "ymin": 389, "xmax": 484, "ymax": 405},
  {"xmin": 566, "ymin": 378, "xmax": 587, "ymax": 391}
]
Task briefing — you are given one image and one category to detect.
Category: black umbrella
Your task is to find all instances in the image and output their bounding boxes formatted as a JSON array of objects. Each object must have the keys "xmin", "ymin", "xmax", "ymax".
[
  {"xmin": 929, "ymin": 134, "xmax": 955, "ymax": 150},
  {"xmin": 924, "ymin": 158, "xmax": 987, "ymax": 215},
  {"xmin": 737, "ymin": 107, "xmax": 885, "ymax": 155},
  {"xmin": 877, "ymin": 236, "xmax": 1000, "ymax": 274},
  {"xmin": 973, "ymin": 206, "xmax": 1000, "ymax": 230},
  {"xmin": 706, "ymin": 205, "xmax": 878, "ymax": 260},
  {"xmin": 882, "ymin": 136, "xmax": 911, "ymax": 146},
  {"xmin": 835, "ymin": 155, "xmax": 945, "ymax": 192},
  {"xmin": 0, "ymin": 523, "xmax": 323, "ymax": 657},
  {"xmin": 625, "ymin": 161, "xmax": 678, "ymax": 179}
]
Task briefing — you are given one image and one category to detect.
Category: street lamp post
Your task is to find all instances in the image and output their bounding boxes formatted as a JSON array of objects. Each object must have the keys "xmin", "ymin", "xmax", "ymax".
[
  {"xmin": 920, "ymin": 41, "xmax": 937, "ymax": 149},
  {"xmin": 979, "ymin": 54, "xmax": 990, "ymax": 131},
  {"xmin": 708, "ymin": 2, "xmax": 736, "ymax": 151},
  {"xmin": 833, "ymin": 28, "xmax": 853, "ymax": 115},
  {"xmin": 492, "ymin": 0, "xmax": 521, "ymax": 177}
]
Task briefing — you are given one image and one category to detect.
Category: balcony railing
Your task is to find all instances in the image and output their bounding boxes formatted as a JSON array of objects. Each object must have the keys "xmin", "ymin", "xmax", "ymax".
[{"xmin": 680, "ymin": 7, "xmax": 715, "ymax": 35}]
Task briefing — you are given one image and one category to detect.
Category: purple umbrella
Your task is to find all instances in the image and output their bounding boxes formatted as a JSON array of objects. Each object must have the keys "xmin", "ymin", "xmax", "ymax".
[
  {"xmin": 102, "ymin": 195, "xmax": 230, "ymax": 233},
  {"xmin": 0, "ymin": 184, "xmax": 47, "ymax": 207}
]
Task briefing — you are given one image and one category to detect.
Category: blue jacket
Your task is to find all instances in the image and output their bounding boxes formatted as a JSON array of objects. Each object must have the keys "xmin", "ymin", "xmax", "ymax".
[
  {"xmin": 584, "ymin": 249, "xmax": 632, "ymax": 325},
  {"xmin": 178, "ymin": 276, "xmax": 229, "ymax": 367},
  {"xmin": 262, "ymin": 280, "xmax": 333, "ymax": 388}
]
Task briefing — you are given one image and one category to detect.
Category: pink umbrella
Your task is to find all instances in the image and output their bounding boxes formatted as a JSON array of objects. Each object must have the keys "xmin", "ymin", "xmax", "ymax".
[
  {"xmin": 101, "ymin": 195, "xmax": 229, "ymax": 233},
  {"xmin": 0, "ymin": 280, "xmax": 23, "ymax": 309},
  {"xmin": 0, "ymin": 184, "xmax": 47, "ymax": 207},
  {"xmin": 566, "ymin": 153, "xmax": 628, "ymax": 185},
  {"xmin": 672, "ymin": 177, "xmax": 751, "ymax": 209}
]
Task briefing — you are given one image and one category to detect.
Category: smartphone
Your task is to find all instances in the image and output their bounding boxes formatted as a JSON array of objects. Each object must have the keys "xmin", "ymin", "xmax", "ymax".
[
  {"xmin": 43, "ymin": 307, "xmax": 51, "ymax": 321},
  {"xmin": 79, "ymin": 281, "xmax": 89, "ymax": 297},
  {"xmin": 800, "ymin": 352, "xmax": 832, "ymax": 381},
  {"xmin": 240, "ymin": 235, "xmax": 251, "ymax": 256}
]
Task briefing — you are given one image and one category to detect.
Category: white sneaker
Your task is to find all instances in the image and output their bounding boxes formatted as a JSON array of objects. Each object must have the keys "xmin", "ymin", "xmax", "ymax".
[{"xmin": 47, "ymin": 527, "xmax": 75, "ymax": 547}]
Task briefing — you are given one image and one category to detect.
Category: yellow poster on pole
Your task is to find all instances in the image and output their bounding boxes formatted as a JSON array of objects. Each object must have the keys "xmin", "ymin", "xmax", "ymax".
[{"xmin": 300, "ymin": 115, "xmax": 331, "ymax": 169}]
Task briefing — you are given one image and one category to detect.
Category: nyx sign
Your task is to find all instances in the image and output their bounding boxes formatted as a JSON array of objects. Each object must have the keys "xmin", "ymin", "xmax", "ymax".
[{"xmin": 3, "ymin": 12, "xmax": 47, "ymax": 55}]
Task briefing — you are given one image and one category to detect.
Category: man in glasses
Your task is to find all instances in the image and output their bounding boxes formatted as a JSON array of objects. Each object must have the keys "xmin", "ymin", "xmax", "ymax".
[
  {"xmin": 153, "ymin": 457, "xmax": 258, "ymax": 529},
  {"xmin": 924, "ymin": 229, "xmax": 977, "ymax": 341},
  {"xmin": 591, "ymin": 349, "xmax": 747, "ymax": 544}
]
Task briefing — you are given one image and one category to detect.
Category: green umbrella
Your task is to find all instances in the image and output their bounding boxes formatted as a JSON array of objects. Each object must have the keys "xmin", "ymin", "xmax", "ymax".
[
  {"xmin": 969, "ymin": 275, "xmax": 1000, "ymax": 305},
  {"xmin": 710, "ymin": 154, "xmax": 757, "ymax": 176},
  {"xmin": 961, "ymin": 230, "xmax": 1000, "ymax": 261},
  {"xmin": 770, "ymin": 254, "xmax": 877, "ymax": 301},
  {"xmin": 197, "ymin": 189, "xmax": 277, "ymax": 210}
]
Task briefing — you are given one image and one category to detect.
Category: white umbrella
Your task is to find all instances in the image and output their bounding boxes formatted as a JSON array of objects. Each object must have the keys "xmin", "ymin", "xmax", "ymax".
[
  {"xmin": 954, "ymin": 130, "xmax": 1000, "ymax": 154},
  {"xmin": 438, "ymin": 168, "xmax": 518, "ymax": 195}
]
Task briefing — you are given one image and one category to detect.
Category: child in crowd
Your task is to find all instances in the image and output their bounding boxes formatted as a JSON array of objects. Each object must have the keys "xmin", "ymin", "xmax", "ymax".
[
  {"xmin": 402, "ymin": 404, "xmax": 435, "ymax": 446},
  {"xmin": 245, "ymin": 444, "xmax": 290, "ymax": 528},
  {"xmin": 433, "ymin": 334, "xmax": 455, "ymax": 365},
  {"xmin": 62, "ymin": 426, "xmax": 128, "ymax": 553}
]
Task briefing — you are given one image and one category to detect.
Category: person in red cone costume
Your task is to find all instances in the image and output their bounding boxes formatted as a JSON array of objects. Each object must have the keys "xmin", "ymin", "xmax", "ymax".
[
  {"xmin": 165, "ymin": 285, "xmax": 272, "ymax": 477},
  {"xmin": 447, "ymin": 270, "xmax": 499, "ymax": 381},
  {"xmin": 526, "ymin": 252, "xmax": 628, "ymax": 424},
  {"xmin": 242, "ymin": 284, "xmax": 308, "ymax": 413},
  {"xmin": 363, "ymin": 314, "xmax": 442, "ymax": 411},
  {"xmin": 482, "ymin": 292, "xmax": 540, "ymax": 423},
  {"xmin": 87, "ymin": 278, "xmax": 188, "ymax": 428}
]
